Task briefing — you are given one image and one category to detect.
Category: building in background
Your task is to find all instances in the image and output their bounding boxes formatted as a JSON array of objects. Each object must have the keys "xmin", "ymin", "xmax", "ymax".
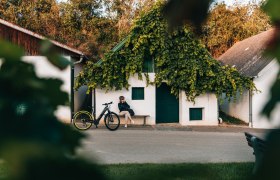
[
  {"xmin": 0, "ymin": 18, "xmax": 90, "ymax": 122},
  {"xmin": 218, "ymin": 29, "xmax": 280, "ymax": 129},
  {"xmin": 94, "ymin": 39, "xmax": 219, "ymax": 126}
]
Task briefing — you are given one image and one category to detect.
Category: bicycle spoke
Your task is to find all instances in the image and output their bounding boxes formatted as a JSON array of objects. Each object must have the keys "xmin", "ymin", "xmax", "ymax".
[
  {"xmin": 73, "ymin": 112, "xmax": 93, "ymax": 130},
  {"xmin": 105, "ymin": 112, "xmax": 120, "ymax": 131}
]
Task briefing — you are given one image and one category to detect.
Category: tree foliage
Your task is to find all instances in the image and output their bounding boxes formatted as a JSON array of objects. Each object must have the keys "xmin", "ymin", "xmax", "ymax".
[
  {"xmin": 0, "ymin": 0, "xmax": 157, "ymax": 60},
  {"xmin": 75, "ymin": 2, "xmax": 255, "ymax": 102},
  {"xmin": 0, "ymin": 0, "xmax": 269, "ymax": 60},
  {"xmin": 201, "ymin": 2, "xmax": 271, "ymax": 58}
]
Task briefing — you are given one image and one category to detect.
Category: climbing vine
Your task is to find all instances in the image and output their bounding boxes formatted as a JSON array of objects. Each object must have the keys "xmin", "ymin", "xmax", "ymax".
[{"xmin": 75, "ymin": 2, "xmax": 255, "ymax": 101}]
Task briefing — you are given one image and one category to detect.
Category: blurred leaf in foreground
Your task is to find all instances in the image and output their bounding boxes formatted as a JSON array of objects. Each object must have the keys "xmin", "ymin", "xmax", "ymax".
[
  {"xmin": 163, "ymin": 0, "xmax": 213, "ymax": 33},
  {"xmin": 40, "ymin": 40, "xmax": 72, "ymax": 70},
  {"xmin": 0, "ymin": 41, "xmax": 24, "ymax": 62},
  {"xmin": 262, "ymin": 0, "xmax": 280, "ymax": 117},
  {"xmin": 0, "ymin": 39, "xmax": 103, "ymax": 179}
]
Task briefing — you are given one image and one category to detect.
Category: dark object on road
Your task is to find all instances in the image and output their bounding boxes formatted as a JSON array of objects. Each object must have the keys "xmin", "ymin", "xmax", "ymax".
[
  {"xmin": 252, "ymin": 129, "xmax": 280, "ymax": 180},
  {"xmin": 244, "ymin": 132, "xmax": 266, "ymax": 174}
]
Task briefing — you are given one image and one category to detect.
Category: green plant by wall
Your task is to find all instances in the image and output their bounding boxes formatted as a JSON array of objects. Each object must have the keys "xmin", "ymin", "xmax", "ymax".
[{"xmin": 75, "ymin": 2, "xmax": 255, "ymax": 101}]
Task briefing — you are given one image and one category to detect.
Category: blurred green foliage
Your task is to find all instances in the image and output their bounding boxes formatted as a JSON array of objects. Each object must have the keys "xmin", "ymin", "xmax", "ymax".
[
  {"xmin": 163, "ymin": 0, "xmax": 213, "ymax": 33},
  {"xmin": 262, "ymin": 0, "xmax": 280, "ymax": 118},
  {"xmin": 0, "ymin": 40, "xmax": 105, "ymax": 179}
]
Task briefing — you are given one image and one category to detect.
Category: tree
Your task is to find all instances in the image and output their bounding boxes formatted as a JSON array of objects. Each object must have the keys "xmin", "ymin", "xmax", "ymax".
[
  {"xmin": 0, "ymin": 0, "xmax": 60, "ymax": 38},
  {"xmin": 0, "ymin": 0, "xmax": 160, "ymax": 59},
  {"xmin": 201, "ymin": 2, "xmax": 271, "ymax": 58},
  {"xmin": 104, "ymin": 0, "xmax": 157, "ymax": 39}
]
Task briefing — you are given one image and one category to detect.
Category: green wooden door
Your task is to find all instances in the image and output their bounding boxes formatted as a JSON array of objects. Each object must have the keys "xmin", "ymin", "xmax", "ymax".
[{"xmin": 156, "ymin": 83, "xmax": 179, "ymax": 123}]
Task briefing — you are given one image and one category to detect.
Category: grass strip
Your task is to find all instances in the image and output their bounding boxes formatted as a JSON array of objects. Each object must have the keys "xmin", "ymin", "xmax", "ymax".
[{"xmin": 101, "ymin": 162, "xmax": 254, "ymax": 180}]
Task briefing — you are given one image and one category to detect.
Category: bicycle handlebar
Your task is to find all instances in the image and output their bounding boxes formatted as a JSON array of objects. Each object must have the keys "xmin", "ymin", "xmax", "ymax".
[{"xmin": 102, "ymin": 101, "xmax": 113, "ymax": 106}]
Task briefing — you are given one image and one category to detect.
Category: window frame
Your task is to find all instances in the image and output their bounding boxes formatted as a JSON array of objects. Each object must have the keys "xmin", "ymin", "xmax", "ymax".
[
  {"xmin": 189, "ymin": 108, "xmax": 203, "ymax": 121},
  {"xmin": 143, "ymin": 57, "xmax": 154, "ymax": 73},
  {"xmin": 132, "ymin": 87, "xmax": 145, "ymax": 100}
]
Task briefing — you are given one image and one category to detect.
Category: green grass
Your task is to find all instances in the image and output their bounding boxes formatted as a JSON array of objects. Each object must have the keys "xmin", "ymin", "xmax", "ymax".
[
  {"xmin": 0, "ymin": 162, "xmax": 254, "ymax": 179},
  {"xmin": 219, "ymin": 111, "xmax": 249, "ymax": 125},
  {"xmin": 101, "ymin": 163, "xmax": 254, "ymax": 180}
]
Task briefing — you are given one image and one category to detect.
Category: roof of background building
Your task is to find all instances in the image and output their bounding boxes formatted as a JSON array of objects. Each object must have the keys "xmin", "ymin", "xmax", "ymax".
[
  {"xmin": 218, "ymin": 29, "xmax": 275, "ymax": 77},
  {"xmin": 0, "ymin": 18, "xmax": 84, "ymax": 57}
]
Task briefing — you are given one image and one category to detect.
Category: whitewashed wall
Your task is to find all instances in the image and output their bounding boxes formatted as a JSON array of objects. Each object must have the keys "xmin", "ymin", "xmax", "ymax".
[
  {"xmin": 94, "ymin": 73, "xmax": 156, "ymax": 125},
  {"xmin": 220, "ymin": 91, "xmax": 250, "ymax": 123},
  {"xmin": 252, "ymin": 60, "xmax": 280, "ymax": 129},
  {"xmin": 179, "ymin": 92, "xmax": 218, "ymax": 126},
  {"xmin": 22, "ymin": 56, "xmax": 71, "ymax": 123},
  {"xmin": 220, "ymin": 60, "xmax": 280, "ymax": 129}
]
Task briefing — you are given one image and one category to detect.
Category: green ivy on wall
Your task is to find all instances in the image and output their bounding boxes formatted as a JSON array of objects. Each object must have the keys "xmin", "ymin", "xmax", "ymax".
[{"xmin": 75, "ymin": 2, "xmax": 255, "ymax": 101}]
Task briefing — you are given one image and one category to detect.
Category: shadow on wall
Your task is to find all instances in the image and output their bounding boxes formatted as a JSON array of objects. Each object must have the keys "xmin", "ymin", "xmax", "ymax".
[{"xmin": 74, "ymin": 86, "xmax": 92, "ymax": 112}]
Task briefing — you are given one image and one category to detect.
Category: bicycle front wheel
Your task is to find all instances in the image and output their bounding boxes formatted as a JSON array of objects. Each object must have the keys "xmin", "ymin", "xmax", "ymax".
[
  {"xmin": 73, "ymin": 111, "xmax": 93, "ymax": 130},
  {"xmin": 104, "ymin": 112, "xmax": 120, "ymax": 131}
]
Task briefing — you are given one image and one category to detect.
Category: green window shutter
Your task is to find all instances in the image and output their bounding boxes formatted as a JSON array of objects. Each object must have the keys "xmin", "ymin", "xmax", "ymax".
[
  {"xmin": 189, "ymin": 108, "xmax": 203, "ymax": 121},
  {"xmin": 132, "ymin": 87, "xmax": 144, "ymax": 100},
  {"xmin": 143, "ymin": 58, "xmax": 154, "ymax": 73}
]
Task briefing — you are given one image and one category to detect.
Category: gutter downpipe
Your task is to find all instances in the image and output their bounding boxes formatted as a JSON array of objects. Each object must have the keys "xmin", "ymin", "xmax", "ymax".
[
  {"xmin": 249, "ymin": 76, "xmax": 256, "ymax": 128},
  {"xmin": 249, "ymin": 89, "xmax": 253, "ymax": 128},
  {"xmin": 94, "ymin": 88, "xmax": 96, "ymax": 119},
  {"xmin": 73, "ymin": 55, "xmax": 84, "ymax": 65}
]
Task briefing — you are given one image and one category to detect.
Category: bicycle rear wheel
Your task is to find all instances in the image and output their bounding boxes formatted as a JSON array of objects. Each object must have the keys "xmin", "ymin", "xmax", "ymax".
[
  {"xmin": 73, "ymin": 111, "xmax": 93, "ymax": 130},
  {"xmin": 104, "ymin": 112, "xmax": 120, "ymax": 131}
]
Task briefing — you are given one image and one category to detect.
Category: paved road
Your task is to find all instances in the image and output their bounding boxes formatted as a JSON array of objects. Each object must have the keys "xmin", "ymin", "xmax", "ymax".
[{"xmin": 77, "ymin": 128, "xmax": 257, "ymax": 164}]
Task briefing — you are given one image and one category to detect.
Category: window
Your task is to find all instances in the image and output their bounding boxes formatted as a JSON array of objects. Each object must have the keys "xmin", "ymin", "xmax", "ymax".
[
  {"xmin": 189, "ymin": 108, "xmax": 203, "ymax": 121},
  {"xmin": 132, "ymin": 87, "xmax": 144, "ymax": 100},
  {"xmin": 143, "ymin": 58, "xmax": 154, "ymax": 73}
]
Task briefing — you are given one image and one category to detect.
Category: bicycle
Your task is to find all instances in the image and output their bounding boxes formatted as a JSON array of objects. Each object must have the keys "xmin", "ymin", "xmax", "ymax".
[{"xmin": 73, "ymin": 102, "xmax": 120, "ymax": 131}]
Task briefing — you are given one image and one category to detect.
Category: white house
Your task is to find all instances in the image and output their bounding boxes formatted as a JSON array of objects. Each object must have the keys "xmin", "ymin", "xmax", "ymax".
[
  {"xmin": 218, "ymin": 29, "xmax": 280, "ymax": 129},
  {"xmin": 94, "ymin": 41, "xmax": 219, "ymax": 126},
  {"xmin": 0, "ymin": 18, "xmax": 89, "ymax": 123}
]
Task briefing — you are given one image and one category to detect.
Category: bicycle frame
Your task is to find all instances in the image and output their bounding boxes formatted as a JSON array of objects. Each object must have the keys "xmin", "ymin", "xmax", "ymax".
[
  {"xmin": 90, "ymin": 104, "xmax": 112, "ymax": 125},
  {"xmin": 96, "ymin": 105, "xmax": 111, "ymax": 121}
]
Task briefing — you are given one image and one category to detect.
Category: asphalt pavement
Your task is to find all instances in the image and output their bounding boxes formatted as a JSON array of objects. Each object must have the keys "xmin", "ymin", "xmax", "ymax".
[{"xmin": 76, "ymin": 125, "xmax": 267, "ymax": 164}]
